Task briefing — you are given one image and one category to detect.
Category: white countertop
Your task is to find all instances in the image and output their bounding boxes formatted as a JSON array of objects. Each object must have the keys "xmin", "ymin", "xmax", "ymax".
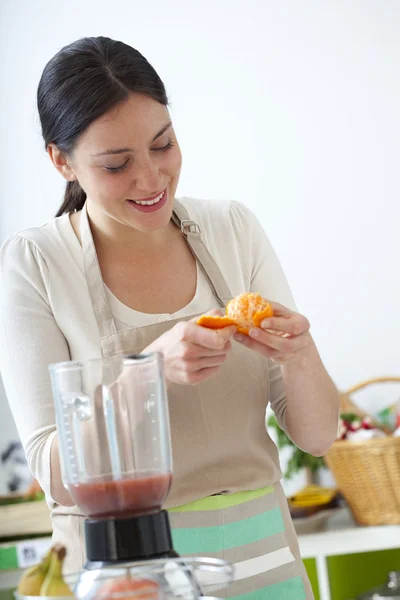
[{"xmin": 298, "ymin": 508, "xmax": 400, "ymax": 558}]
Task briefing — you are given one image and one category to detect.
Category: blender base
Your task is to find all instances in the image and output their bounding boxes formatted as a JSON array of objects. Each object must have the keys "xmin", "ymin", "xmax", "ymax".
[
  {"xmin": 82, "ymin": 510, "xmax": 204, "ymax": 596},
  {"xmin": 84, "ymin": 509, "xmax": 177, "ymax": 566}
]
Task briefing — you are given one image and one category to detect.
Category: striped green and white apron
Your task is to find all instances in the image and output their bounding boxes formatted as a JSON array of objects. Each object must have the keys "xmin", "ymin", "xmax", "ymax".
[
  {"xmin": 170, "ymin": 484, "xmax": 311, "ymax": 599},
  {"xmin": 52, "ymin": 200, "xmax": 313, "ymax": 598}
]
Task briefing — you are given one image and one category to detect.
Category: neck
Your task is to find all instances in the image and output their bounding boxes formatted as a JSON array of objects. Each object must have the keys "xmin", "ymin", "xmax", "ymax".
[{"xmin": 85, "ymin": 199, "xmax": 176, "ymax": 254}]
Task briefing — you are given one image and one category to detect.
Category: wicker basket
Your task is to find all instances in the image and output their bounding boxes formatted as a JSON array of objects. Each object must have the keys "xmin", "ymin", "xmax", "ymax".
[{"xmin": 324, "ymin": 377, "xmax": 400, "ymax": 525}]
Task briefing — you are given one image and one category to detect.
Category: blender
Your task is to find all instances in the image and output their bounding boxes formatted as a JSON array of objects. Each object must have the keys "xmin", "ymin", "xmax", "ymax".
[{"xmin": 49, "ymin": 353, "xmax": 233, "ymax": 599}]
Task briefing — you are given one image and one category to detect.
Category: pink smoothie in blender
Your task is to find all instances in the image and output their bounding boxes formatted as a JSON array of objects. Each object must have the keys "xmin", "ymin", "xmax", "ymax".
[
  {"xmin": 50, "ymin": 353, "xmax": 175, "ymax": 563},
  {"xmin": 69, "ymin": 472, "xmax": 172, "ymax": 519}
]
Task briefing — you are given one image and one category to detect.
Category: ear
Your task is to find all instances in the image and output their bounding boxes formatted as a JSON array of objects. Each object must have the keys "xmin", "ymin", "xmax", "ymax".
[{"xmin": 47, "ymin": 144, "xmax": 77, "ymax": 181}]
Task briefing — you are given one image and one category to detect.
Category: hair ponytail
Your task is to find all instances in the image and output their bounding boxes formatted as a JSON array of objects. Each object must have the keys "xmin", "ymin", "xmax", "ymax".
[{"xmin": 56, "ymin": 181, "xmax": 87, "ymax": 217}]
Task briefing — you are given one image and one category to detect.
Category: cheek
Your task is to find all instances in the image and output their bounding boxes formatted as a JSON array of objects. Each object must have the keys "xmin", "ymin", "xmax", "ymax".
[
  {"xmin": 84, "ymin": 169, "xmax": 130, "ymax": 202},
  {"xmin": 164, "ymin": 147, "xmax": 182, "ymax": 176}
]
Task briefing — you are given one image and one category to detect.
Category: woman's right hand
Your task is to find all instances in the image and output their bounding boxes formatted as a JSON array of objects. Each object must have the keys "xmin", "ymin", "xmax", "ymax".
[{"xmin": 145, "ymin": 314, "xmax": 236, "ymax": 385}]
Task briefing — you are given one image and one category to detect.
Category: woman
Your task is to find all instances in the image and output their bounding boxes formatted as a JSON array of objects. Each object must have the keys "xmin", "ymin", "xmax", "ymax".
[{"xmin": 0, "ymin": 36, "xmax": 338, "ymax": 598}]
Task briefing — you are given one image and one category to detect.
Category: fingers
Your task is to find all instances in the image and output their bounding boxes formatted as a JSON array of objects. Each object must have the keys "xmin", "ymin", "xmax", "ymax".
[
  {"xmin": 205, "ymin": 308, "xmax": 224, "ymax": 317},
  {"xmin": 267, "ymin": 301, "xmax": 295, "ymax": 317},
  {"xmin": 248, "ymin": 328, "xmax": 311, "ymax": 353},
  {"xmin": 233, "ymin": 332, "xmax": 281, "ymax": 358},
  {"xmin": 179, "ymin": 321, "xmax": 236, "ymax": 350},
  {"xmin": 174, "ymin": 354, "xmax": 227, "ymax": 385},
  {"xmin": 195, "ymin": 340, "xmax": 232, "ymax": 357},
  {"xmin": 233, "ymin": 332, "xmax": 300, "ymax": 363},
  {"xmin": 233, "ymin": 328, "xmax": 310, "ymax": 364},
  {"xmin": 187, "ymin": 366, "xmax": 221, "ymax": 385},
  {"xmin": 189, "ymin": 354, "xmax": 228, "ymax": 370},
  {"xmin": 177, "ymin": 340, "xmax": 232, "ymax": 360},
  {"xmin": 156, "ymin": 316, "xmax": 235, "ymax": 387},
  {"xmin": 260, "ymin": 313, "xmax": 310, "ymax": 337}
]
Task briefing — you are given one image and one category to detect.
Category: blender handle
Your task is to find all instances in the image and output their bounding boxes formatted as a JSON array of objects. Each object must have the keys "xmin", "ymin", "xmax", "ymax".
[
  {"xmin": 60, "ymin": 393, "xmax": 92, "ymax": 482},
  {"xmin": 102, "ymin": 384, "xmax": 123, "ymax": 479}
]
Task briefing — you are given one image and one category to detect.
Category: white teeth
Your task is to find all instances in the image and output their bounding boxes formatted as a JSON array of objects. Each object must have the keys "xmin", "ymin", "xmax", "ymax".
[{"xmin": 133, "ymin": 191, "xmax": 164, "ymax": 205}]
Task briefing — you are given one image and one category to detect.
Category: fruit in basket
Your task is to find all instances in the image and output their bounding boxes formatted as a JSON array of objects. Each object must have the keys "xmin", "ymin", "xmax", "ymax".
[
  {"xmin": 40, "ymin": 544, "xmax": 74, "ymax": 596},
  {"xmin": 17, "ymin": 548, "xmax": 53, "ymax": 595},
  {"xmin": 288, "ymin": 485, "xmax": 341, "ymax": 518},
  {"xmin": 96, "ymin": 576, "xmax": 161, "ymax": 600},
  {"xmin": 337, "ymin": 413, "xmax": 384, "ymax": 441},
  {"xmin": 197, "ymin": 292, "xmax": 273, "ymax": 335}
]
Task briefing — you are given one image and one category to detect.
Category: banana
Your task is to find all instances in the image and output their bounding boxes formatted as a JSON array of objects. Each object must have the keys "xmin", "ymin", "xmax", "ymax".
[
  {"xmin": 40, "ymin": 544, "xmax": 74, "ymax": 597},
  {"xmin": 17, "ymin": 548, "xmax": 52, "ymax": 596},
  {"xmin": 289, "ymin": 485, "xmax": 337, "ymax": 508}
]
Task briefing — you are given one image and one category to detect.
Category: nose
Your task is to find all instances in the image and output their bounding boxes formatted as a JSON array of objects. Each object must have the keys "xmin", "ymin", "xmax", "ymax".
[{"xmin": 132, "ymin": 155, "xmax": 162, "ymax": 194}]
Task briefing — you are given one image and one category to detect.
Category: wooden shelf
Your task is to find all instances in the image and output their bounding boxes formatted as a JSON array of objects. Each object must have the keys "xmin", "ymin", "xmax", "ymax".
[{"xmin": 0, "ymin": 501, "xmax": 52, "ymax": 538}]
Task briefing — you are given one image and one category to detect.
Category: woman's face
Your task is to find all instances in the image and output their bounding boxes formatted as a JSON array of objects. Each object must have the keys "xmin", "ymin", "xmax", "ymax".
[{"xmin": 60, "ymin": 92, "xmax": 182, "ymax": 233}]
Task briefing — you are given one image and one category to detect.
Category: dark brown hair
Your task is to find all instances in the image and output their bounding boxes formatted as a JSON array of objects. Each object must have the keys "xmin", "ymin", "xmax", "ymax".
[{"xmin": 37, "ymin": 36, "xmax": 168, "ymax": 216}]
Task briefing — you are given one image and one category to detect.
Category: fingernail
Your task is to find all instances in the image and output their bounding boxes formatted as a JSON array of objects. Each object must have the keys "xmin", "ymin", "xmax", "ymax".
[
  {"xmin": 249, "ymin": 328, "xmax": 260, "ymax": 338},
  {"xmin": 234, "ymin": 333, "xmax": 244, "ymax": 342},
  {"xmin": 261, "ymin": 320, "xmax": 271, "ymax": 328}
]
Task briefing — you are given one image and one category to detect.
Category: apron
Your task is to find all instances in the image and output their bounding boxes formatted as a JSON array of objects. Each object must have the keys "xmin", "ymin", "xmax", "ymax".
[{"xmin": 52, "ymin": 201, "xmax": 313, "ymax": 599}]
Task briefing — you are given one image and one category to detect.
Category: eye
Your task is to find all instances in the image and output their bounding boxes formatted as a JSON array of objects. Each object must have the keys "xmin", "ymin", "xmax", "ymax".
[
  {"xmin": 104, "ymin": 159, "xmax": 130, "ymax": 174},
  {"xmin": 152, "ymin": 140, "xmax": 175, "ymax": 153}
]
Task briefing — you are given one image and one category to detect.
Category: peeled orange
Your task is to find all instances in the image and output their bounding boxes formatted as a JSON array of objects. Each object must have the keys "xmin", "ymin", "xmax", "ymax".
[{"xmin": 197, "ymin": 292, "xmax": 273, "ymax": 335}]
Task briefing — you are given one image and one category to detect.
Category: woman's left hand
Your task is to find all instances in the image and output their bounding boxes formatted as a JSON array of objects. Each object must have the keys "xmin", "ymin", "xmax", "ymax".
[{"xmin": 233, "ymin": 302, "xmax": 313, "ymax": 364}]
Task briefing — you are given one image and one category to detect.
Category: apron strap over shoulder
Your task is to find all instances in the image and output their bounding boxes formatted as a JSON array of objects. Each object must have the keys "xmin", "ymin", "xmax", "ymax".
[{"xmin": 172, "ymin": 200, "xmax": 233, "ymax": 307}]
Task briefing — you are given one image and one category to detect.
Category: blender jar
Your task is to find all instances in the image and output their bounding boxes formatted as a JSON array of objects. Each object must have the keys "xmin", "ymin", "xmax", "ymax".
[
  {"xmin": 49, "ymin": 353, "xmax": 172, "ymax": 518},
  {"xmin": 71, "ymin": 557, "xmax": 235, "ymax": 600}
]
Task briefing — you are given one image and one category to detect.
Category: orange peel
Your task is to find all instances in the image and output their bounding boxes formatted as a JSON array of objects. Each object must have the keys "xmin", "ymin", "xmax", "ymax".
[
  {"xmin": 196, "ymin": 315, "xmax": 235, "ymax": 329},
  {"xmin": 197, "ymin": 293, "xmax": 273, "ymax": 335}
]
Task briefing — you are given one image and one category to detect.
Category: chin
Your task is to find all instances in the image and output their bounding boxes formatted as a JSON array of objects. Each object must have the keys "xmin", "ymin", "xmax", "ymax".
[{"xmin": 123, "ymin": 192, "xmax": 175, "ymax": 231}]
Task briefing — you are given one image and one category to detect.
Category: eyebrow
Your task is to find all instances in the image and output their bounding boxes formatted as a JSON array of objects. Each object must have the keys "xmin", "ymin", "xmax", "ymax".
[{"xmin": 91, "ymin": 121, "xmax": 172, "ymax": 157}]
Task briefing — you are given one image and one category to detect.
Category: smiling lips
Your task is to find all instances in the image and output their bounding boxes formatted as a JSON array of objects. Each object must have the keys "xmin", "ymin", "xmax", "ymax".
[{"xmin": 127, "ymin": 189, "xmax": 167, "ymax": 213}]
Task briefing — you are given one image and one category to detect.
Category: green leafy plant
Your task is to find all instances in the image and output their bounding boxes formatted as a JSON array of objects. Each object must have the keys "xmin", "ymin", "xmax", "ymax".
[
  {"xmin": 0, "ymin": 490, "xmax": 45, "ymax": 506},
  {"xmin": 267, "ymin": 415, "xmax": 326, "ymax": 480}
]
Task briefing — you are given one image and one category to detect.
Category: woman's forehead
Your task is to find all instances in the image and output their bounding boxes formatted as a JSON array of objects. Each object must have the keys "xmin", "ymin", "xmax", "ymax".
[{"xmin": 75, "ymin": 93, "xmax": 170, "ymax": 153}]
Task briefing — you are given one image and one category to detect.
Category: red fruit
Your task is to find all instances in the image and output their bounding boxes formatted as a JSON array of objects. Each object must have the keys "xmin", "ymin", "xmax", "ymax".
[
  {"xmin": 337, "ymin": 423, "xmax": 347, "ymax": 440},
  {"xmin": 96, "ymin": 577, "xmax": 161, "ymax": 600}
]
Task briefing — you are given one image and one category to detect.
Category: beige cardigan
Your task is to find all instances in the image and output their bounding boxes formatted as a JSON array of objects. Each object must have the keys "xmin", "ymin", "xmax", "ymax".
[{"xmin": 0, "ymin": 197, "xmax": 296, "ymax": 510}]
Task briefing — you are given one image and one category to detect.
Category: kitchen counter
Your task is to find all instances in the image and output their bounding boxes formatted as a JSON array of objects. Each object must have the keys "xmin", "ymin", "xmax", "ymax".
[
  {"xmin": 298, "ymin": 508, "xmax": 400, "ymax": 600},
  {"xmin": 1, "ymin": 507, "xmax": 399, "ymax": 600}
]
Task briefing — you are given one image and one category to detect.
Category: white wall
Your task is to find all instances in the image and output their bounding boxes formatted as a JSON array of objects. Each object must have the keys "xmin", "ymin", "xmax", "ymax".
[{"xmin": 1, "ymin": 1, "xmax": 400, "ymax": 422}]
